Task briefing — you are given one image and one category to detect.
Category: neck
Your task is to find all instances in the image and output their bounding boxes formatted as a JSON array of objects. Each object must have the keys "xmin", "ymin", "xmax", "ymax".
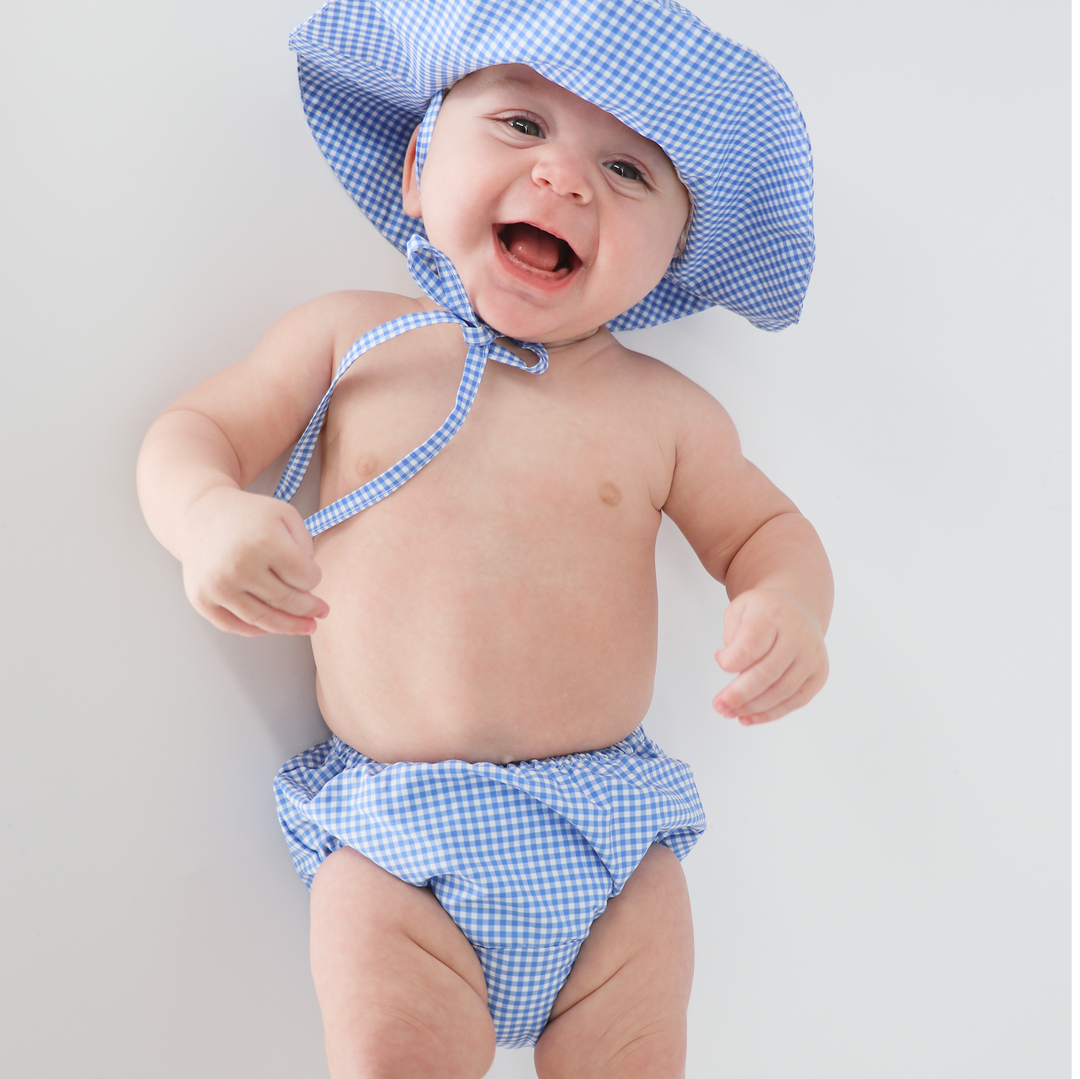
[{"xmin": 541, "ymin": 326, "xmax": 602, "ymax": 350}]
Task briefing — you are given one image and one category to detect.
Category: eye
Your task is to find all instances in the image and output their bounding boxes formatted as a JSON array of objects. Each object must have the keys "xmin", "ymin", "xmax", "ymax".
[
  {"xmin": 507, "ymin": 117, "xmax": 542, "ymax": 138},
  {"xmin": 606, "ymin": 160, "xmax": 644, "ymax": 182}
]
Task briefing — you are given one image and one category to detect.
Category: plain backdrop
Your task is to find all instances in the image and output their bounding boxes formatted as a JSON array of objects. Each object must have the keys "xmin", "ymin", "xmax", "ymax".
[{"xmin": 0, "ymin": 1, "xmax": 1068, "ymax": 1076}]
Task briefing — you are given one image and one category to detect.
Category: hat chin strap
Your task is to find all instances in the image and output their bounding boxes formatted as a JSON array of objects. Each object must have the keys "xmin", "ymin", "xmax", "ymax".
[
  {"xmin": 274, "ymin": 235, "xmax": 548, "ymax": 537},
  {"xmin": 413, "ymin": 90, "xmax": 445, "ymax": 204}
]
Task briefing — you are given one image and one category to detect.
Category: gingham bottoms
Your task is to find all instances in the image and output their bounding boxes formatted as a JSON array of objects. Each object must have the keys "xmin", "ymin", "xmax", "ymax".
[{"xmin": 274, "ymin": 726, "xmax": 705, "ymax": 1047}]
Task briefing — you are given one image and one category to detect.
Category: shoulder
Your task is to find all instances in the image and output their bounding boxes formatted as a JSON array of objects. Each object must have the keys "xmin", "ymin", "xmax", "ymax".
[
  {"xmin": 597, "ymin": 337, "xmax": 739, "ymax": 449},
  {"xmin": 278, "ymin": 290, "xmax": 428, "ymax": 358}
]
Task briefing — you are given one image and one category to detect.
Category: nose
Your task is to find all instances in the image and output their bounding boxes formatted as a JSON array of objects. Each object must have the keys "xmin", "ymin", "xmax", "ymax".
[{"xmin": 531, "ymin": 149, "xmax": 593, "ymax": 204}]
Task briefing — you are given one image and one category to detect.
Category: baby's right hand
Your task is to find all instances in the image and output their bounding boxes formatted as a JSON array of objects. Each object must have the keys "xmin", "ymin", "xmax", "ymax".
[{"xmin": 177, "ymin": 487, "xmax": 329, "ymax": 636}]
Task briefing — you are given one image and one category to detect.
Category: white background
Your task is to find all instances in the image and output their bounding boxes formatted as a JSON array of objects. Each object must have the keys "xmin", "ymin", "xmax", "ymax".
[{"xmin": 0, "ymin": 1, "xmax": 1068, "ymax": 1076}]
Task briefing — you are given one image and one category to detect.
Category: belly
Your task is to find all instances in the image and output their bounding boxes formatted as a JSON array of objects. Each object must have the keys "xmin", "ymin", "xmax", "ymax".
[{"xmin": 309, "ymin": 474, "xmax": 661, "ymax": 764}]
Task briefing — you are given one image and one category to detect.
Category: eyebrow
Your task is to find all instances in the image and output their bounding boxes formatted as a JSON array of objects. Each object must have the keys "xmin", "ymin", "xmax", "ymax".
[{"xmin": 490, "ymin": 73, "xmax": 539, "ymax": 90}]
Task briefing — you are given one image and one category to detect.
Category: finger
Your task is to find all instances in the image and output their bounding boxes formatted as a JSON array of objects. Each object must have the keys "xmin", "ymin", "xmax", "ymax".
[
  {"xmin": 200, "ymin": 604, "xmax": 269, "ymax": 638},
  {"xmin": 714, "ymin": 654, "xmax": 796, "ymax": 718},
  {"xmin": 716, "ymin": 606, "xmax": 778, "ymax": 674},
  {"xmin": 725, "ymin": 656, "xmax": 808, "ymax": 718},
  {"xmin": 226, "ymin": 591, "xmax": 322, "ymax": 636},
  {"xmin": 739, "ymin": 667, "xmax": 828, "ymax": 726},
  {"xmin": 251, "ymin": 570, "xmax": 330, "ymax": 620}
]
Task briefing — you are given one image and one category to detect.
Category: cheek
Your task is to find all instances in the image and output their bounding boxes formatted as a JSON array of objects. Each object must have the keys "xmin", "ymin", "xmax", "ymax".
[
  {"xmin": 418, "ymin": 159, "xmax": 500, "ymax": 250},
  {"xmin": 610, "ymin": 215, "xmax": 681, "ymax": 285}
]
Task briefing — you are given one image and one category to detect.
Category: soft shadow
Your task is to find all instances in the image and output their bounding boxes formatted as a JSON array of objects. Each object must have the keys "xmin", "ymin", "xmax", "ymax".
[
  {"xmin": 215, "ymin": 630, "xmax": 328, "ymax": 758},
  {"xmin": 217, "ymin": 443, "xmax": 329, "ymax": 756}
]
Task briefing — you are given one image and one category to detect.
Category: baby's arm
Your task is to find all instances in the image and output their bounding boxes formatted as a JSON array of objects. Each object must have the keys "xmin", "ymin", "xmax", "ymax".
[
  {"xmin": 660, "ymin": 379, "xmax": 833, "ymax": 725},
  {"xmin": 137, "ymin": 293, "xmax": 384, "ymax": 636}
]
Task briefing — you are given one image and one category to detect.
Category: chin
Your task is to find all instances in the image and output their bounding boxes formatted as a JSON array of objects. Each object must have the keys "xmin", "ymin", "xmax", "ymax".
[
  {"xmin": 479, "ymin": 313, "xmax": 556, "ymax": 341},
  {"xmin": 474, "ymin": 277, "xmax": 659, "ymax": 344},
  {"xmin": 473, "ymin": 282, "xmax": 630, "ymax": 343},
  {"xmin": 478, "ymin": 305, "xmax": 593, "ymax": 344},
  {"xmin": 453, "ymin": 249, "xmax": 651, "ymax": 343}
]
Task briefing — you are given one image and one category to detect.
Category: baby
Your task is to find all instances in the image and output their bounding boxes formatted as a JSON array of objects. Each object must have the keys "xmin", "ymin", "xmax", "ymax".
[{"xmin": 137, "ymin": 2, "xmax": 832, "ymax": 1076}]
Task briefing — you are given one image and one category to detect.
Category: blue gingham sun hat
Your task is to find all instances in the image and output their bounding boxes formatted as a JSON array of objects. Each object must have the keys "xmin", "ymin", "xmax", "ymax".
[{"xmin": 290, "ymin": 0, "xmax": 815, "ymax": 331}]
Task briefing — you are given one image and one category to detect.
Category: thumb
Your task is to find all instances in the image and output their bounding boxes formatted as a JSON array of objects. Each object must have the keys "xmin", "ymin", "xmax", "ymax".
[
  {"xmin": 272, "ymin": 499, "xmax": 323, "ymax": 594},
  {"xmin": 278, "ymin": 500, "xmax": 317, "ymax": 558},
  {"xmin": 715, "ymin": 595, "xmax": 748, "ymax": 672}
]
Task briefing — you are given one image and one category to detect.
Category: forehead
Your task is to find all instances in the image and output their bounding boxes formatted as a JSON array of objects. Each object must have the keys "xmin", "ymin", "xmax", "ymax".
[{"xmin": 451, "ymin": 64, "xmax": 572, "ymax": 98}]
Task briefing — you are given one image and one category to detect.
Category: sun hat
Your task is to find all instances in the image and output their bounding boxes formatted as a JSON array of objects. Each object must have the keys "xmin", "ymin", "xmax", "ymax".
[{"xmin": 289, "ymin": 0, "xmax": 815, "ymax": 332}]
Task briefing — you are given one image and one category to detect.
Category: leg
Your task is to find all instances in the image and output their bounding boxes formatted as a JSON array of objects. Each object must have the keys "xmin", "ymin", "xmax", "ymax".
[
  {"xmin": 533, "ymin": 844, "xmax": 694, "ymax": 1079},
  {"xmin": 309, "ymin": 846, "xmax": 496, "ymax": 1079}
]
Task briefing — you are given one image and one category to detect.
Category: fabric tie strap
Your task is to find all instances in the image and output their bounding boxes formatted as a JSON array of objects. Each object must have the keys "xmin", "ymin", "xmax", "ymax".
[{"xmin": 273, "ymin": 236, "xmax": 549, "ymax": 536}]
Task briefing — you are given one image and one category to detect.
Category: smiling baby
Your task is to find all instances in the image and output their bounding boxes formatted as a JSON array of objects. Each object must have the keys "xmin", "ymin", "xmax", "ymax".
[{"xmin": 137, "ymin": 2, "xmax": 832, "ymax": 1076}]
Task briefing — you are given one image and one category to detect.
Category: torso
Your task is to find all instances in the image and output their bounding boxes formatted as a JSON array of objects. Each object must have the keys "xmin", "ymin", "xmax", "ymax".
[{"xmin": 310, "ymin": 296, "xmax": 680, "ymax": 763}]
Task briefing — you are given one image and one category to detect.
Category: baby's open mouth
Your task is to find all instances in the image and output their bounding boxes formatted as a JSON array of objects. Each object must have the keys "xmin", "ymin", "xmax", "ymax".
[{"xmin": 496, "ymin": 223, "xmax": 579, "ymax": 278}]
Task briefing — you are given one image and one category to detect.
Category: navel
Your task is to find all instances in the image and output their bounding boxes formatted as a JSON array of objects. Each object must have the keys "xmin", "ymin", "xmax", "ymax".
[{"xmin": 598, "ymin": 480, "xmax": 621, "ymax": 506}]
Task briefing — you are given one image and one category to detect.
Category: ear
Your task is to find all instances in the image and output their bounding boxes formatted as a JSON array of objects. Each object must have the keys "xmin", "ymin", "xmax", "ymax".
[
  {"xmin": 401, "ymin": 125, "xmax": 423, "ymax": 219},
  {"xmin": 673, "ymin": 212, "xmax": 691, "ymax": 259}
]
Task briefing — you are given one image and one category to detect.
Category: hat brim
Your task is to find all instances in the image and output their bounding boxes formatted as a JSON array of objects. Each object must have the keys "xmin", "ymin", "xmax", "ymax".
[{"xmin": 291, "ymin": 0, "xmax": 815, "ymax": 331}]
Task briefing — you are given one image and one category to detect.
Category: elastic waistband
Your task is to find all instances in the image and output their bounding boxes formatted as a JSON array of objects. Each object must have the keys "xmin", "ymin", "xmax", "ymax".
[{"xmin": 329, "ymin": 724, "xmax": 656, "ymax": 773}]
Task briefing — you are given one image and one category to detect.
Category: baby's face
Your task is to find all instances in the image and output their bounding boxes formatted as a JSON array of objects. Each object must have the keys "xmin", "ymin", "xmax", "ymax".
[{"xmin": 402, "ymin": 65, "xmax": 690, "ymax": 343}]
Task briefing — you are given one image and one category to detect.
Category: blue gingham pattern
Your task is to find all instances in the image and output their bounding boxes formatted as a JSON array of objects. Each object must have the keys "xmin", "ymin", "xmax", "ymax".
[
  {"xmin": 274, "ymin": 235, "xmax": 548, "ymax": 536},
  {"xmin": 290, "ymin": 0, "xmax": 815, "ymax": 330},
  {"xmin": 412, "ymin": 85, "xmax": 442, "ymax": 191},
  {"xmin": 275, "ymin": 725, "xmax": 705, "ymax": 1047}
]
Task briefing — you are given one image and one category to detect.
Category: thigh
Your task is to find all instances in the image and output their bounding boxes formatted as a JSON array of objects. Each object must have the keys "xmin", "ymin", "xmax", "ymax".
[
  {"xmin": 309, "ymin": 846, "xmax": 496, "ymax": 1079},
  {"xmin": 533, "ymin": 843, "xmax": 694, "ymax": 1079}
]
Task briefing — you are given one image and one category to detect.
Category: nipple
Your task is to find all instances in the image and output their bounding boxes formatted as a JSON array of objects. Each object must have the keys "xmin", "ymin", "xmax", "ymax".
[
  {"xmin": 599, "ymin": 481, "xmax": 621, "ymax": 506},
  {"xmin": 355, "ymin": 455, "xmax": 379, "ymax": 479}
]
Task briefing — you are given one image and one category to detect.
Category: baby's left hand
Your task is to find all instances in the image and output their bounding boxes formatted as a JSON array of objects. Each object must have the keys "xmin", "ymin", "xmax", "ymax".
[{"xmin": 712, "ymin": 587, "xmax": 829, "ymax": 725}]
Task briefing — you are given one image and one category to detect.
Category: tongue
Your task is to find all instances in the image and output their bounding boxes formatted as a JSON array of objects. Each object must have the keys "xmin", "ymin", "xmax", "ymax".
[{"xmin": 502, "ymin": 223, "xmax": 563, "ymax": 271}]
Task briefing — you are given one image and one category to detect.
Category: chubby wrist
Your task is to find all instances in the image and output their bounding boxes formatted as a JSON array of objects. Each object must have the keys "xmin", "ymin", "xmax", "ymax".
[
  {"xmin": 734, "ymin": 583, "xmax": 828, "ymax": 637},
  {"xmin": 723, "ymin": 515, "xmax": 833, "ymax": 636},
  {"xmin": 174, "ymin": 483, "xmax": 245, "ymax": 562}
]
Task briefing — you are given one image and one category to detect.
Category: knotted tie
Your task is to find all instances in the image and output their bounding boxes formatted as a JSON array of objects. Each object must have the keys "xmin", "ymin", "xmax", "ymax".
[{"xmin": 273, "ymin": 235, "xmax": 549, "ymax": 536}]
